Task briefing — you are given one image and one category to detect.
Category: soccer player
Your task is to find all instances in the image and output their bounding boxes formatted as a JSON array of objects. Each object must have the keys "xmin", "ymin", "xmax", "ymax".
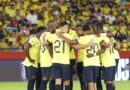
[
  {"xmin": 100, "ymin": 36, "xmax": 117, "ymax": 90},
  {"xmin": 75, "ymin": 24, "xmax": 86, "ymax": 90},
  {"xmin": 96, "ymin": 28, "xmax": 116, "ymax": 90},
  {"xmin": 39, "ymin": 21, "xmax": 56, "ymax": 90},
  {"xmin": 56, "ymin": 23, "xmax": 78, "ymax": 90},
  {"xmin": 23, "ymin": 26, "xmax": 44, "ymax": 90},
  {"xmin": 51, "ymin": 22, "xmax": 74, "ymax": 90},
  {"xmin": 113, "ymin": 39, "xmax": 121, "ymax": 73},
  {"xmin": 68, "ymin": 27, "xmax": 78, "ymax": 90},
  {"xmin": 79, "ymin": 21, "xmax": 106, "ymax": 90}
]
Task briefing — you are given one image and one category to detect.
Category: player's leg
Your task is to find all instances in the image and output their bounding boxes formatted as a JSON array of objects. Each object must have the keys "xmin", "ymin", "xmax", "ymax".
[
  {"xmin": 49, "ymin": 67, "xmax": 55, "ymax": 90},
  {"xmin": 49, "ymin": 79, "xmax": 55, "ymax": 90},
  {"xmin": 36, "ymin": 64, "xmax": 42, "ymax": 90},
  {"xmin": 25, "ymin": 66, "xmax": 37, "ymax": 90},
  {"xmin": 70, "ymin": 60, "xmax": 76, "ymax": 90},
  {"xmin": 102, "ymin": 66, "xmax": 115, "ymax": 90},
  {"xmin": 77, "ymin": 62, "xmax": 86, "ymax": 90},
  {"xmin": 40, "ymin": 67, "xmax": 49, "ymax": 90},
  {"xmin": 96, "ymin": 67, "xmax": 103, "ymax": 90},
  {"xmin": 52, "ymin": 63, "xmax": 62, "ymax": 90},
  {"xmin": 62, "ymin": 64, "xmax": 71, "ymax": 90},
  {"xmin": 83, "ymin": 66, "xmax": 99, "ymax": 90}
]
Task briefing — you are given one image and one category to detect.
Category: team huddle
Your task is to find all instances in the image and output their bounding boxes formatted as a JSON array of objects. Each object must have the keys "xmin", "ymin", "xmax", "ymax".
[{"xmin": 23, "ymin": 19, "xmax": 120, "ymax": 90}]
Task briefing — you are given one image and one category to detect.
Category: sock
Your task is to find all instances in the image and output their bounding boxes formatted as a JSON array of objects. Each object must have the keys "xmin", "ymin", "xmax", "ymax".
[
  {"xmin": 106, "ymin": 83, "xmax": 114, "ymax": 90},
  {"xmin": 70, "ymin": 80, "xmax": 73, "ymax": 90},
  {"xmin": 40, "ymin": 80, "xmax": 48, "ymax": 90},
  {"xmin": 61, "ymin": 81, "xmax": 64, "ymax": 90},
  {"xmin": 35, "ymin": 65, "xmax": 42, "ymax": 90},
  {"xmin": 36, "ymin": 76, "xmax": 42, "ymax": 90},
  {"xmin": 113, "ymin": 85, "xmax": 115, "ymax": 90},
  {"xmin": 97, "ymin": 83, "xmax": 103, "ymax": 90},
  {"xmin": 49, "ymin": 80, "xmax": 55, "ymax": 90},
  {"xmin": 79, "ymin": 76, "xmax": 86, "ymax": 90},
  {"xmin": 65, "ymin": 85, "xmax": 71, "ymax": 90},
  {"xmin": 81, "ymin": 82, "xmax": 87, "ymax": 90},
  {"xmin": 27, "ymin": 79, "xmax": 35, "ymax": 90},
  {"xmin": 55, "ymin": 85, "xmax": 62, "ymax": 90}
]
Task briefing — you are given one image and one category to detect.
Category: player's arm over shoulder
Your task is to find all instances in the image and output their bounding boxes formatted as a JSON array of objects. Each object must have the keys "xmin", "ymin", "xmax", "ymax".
[
  {"xmin": 56, "ymin": 32, "xmax": 78, "ymax": 45},
  {"xmin": 71, "ymin": 36, "xmax": 96, "ymax": 49},
  {"xmin": 100, "ymin": 36, "xmax": 111, "ymax": 48},
  {"xmin": 41, "ymin": 32, "xmax": 52, "ymax": 46}
]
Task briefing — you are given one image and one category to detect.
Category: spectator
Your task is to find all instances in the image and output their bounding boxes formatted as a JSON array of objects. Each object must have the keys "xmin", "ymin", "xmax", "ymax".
[{"xmin": 26, "ymin": 10, "xmax": 38, "ymax": 25}]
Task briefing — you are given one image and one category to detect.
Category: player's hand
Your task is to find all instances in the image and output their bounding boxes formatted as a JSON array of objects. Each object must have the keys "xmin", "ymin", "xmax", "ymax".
[
  {"xmin": 87, "ymin": 40, "xmax": 96, "ymax": 47},
  {"xmin": 87, "ymin": 53, "xmax": 94, "ymax": 58}
]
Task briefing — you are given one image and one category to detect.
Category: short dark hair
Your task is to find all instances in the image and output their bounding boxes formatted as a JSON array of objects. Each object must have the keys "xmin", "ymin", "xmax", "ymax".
[
  {"xmin": 37, "ymin": 26, "xmax": 46, "ymax": 33},
  {"xmin": 82, "ymin": 21, "xmax": 91, "ymax": 31},
  {"xmin": 59, "ymin": 21, "xmax": 68, "ymax": 27},
  {"xmin": 76, "ymin": 24, "xmax": 82, "ymax": 28}
]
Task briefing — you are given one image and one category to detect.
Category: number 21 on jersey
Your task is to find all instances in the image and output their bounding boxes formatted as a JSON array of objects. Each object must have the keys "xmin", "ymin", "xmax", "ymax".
[{"xmin": 54, "ymin": 40, "xmax": 65, "ymax": 53}]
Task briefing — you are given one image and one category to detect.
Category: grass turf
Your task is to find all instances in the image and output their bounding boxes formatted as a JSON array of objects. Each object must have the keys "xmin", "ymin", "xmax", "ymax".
[{"xmin": 0, "ymin": 80, "xmax": 130, "ymax": 90}]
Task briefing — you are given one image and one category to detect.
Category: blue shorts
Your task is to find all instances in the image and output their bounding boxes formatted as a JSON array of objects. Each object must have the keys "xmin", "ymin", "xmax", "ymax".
[
  {"xmin": 41, "ymin": 67, "xmax": 52, "ymax": 77},
  {"xmin": 83, "ymin": 66, "xmax": 99, "ymax": 83},
  {"xmin": 25, "ymin": 66, "xmax": 38, "ymax": 80},
  {"xmin": 52, "ymin": 63, "xmax": 71, "ymax": 80},
  {"xmin": 102, "ymin": 66, "xmax": 116, "ymax": 81}
]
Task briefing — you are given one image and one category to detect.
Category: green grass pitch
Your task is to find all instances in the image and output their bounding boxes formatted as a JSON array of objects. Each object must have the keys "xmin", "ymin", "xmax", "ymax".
[{"xmin": 0, "ymin": 80, "xmax": 130, "ymax": 90}]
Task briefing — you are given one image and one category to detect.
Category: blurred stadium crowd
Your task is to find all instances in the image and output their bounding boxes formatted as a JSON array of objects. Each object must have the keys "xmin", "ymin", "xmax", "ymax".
[{"xmin": 0, "ymin": 0, "xmax": 130, "ymax": 51}]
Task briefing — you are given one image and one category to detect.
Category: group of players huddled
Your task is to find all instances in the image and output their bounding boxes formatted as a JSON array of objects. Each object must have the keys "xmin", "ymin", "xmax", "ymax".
[{"xmin": 23, "ymin": 19, "xmax": 120, "ymax": 90}]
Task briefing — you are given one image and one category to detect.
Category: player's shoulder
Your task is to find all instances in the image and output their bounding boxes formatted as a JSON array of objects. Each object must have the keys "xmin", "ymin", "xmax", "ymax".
[
  {"xmin": 30, "ymin": 34, "xmax": 36, "ymax": 38},
  {"xmin": 29, "ymin": 34, "xmax": 37, "ymax": 40},
  {"xmin": 86, "ymin": 34, "xmax": 95, "ymax": 39},
  {"xmin": 56, "ymin": 29, "xmax": 60, "ymax": 33},
  {"xmin": 100, "ymin": 36, "xmax": 110, "ymax": 43},
  {"xmin": 63, "ymin": 32, "xmax": 69, "ymax": 35},
  {"xmin": 69, "ymin": 29, "xmax": 76, "ymax": 34},
  {"xmin": 45, "ymin": 32, "xmax": 52, "ymax": 36}
]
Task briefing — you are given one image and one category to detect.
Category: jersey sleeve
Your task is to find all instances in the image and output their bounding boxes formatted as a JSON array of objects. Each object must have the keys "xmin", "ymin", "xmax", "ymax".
[
  {"xmin": 72, "ymin": 30, "xmax": 78, "ymax": 39},
  {"xmin": 78, "ymin": 36, "xmax": 86, "ymax": 44},
  {"xmin": 103, "ymin": 36, "xmax": 110, "ymax": 43},
  {"xmin": 28, "ymin": 37, "xmax": 36, "ymax": 46},
  {"xmin": 63, "ymin": 33, "xmax": 73, "ymax": 40},
  {"xmin": 46, "ymin": 32, "xmax": 52, "ymax": 43}
]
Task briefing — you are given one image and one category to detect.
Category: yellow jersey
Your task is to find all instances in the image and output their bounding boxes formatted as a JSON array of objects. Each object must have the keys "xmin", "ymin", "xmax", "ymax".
[
  {"xmin": 77, "ymin": 49, "xmax": 84, "ymax": 62},
  {"xmin": 23, "ymin": 36, "xmax": 40, "ymax": 68},
  {"xmin": 77, "ymin": 37, "xmax": 84, "ymax": 62},
  {"xmin": 51, "ymin": 33, "xmax": 73, "ymax": 64},
  {"xmin": 40, "ymin": 32, "xmax": 52, "ymax": 67},
  {"xmin": 78, "ymin": 35, "xmax": 102, "ymax": 67},
  {"xmin": 56, "ymin": 29, "xmax": 78, "ymax": 60},
  {"xmin": 100, "ymin": 37, "xmax": 116, "ymax": 67},
  {"xmin": 68, "ymin": 29, "xmax": 78, "ymax": 60}
]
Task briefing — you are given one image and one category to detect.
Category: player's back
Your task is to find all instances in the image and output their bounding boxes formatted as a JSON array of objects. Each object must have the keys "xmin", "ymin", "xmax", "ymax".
[
  {"xmin": 78, "ymin": 35, "xmax": 102, "ymax": 67},
  {"xmin": 40, "ymin": 32, "xmax": 52, "ymax": 67},
  {"xmin": 52, "ymin": 33, "xmax": 72, "ymax": 64}
]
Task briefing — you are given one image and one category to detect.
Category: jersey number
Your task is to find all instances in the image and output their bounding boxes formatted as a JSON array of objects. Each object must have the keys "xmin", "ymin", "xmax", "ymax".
[
  {"xmin": 54, "ymin": 40, "xmax": 65, "ymax": 53},
  {"xmin": 41, "ymin": 46, "xmax": 45, "ymax": 53},
  {"xmin": 86, "ymin": 43, "xmax": 98, "ymax": 54}
]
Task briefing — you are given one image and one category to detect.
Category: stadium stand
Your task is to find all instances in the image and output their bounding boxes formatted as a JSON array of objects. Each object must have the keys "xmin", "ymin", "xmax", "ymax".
[{"xmin": 0, "ymin": 0, "xmax": 130, "ymax": 51}]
